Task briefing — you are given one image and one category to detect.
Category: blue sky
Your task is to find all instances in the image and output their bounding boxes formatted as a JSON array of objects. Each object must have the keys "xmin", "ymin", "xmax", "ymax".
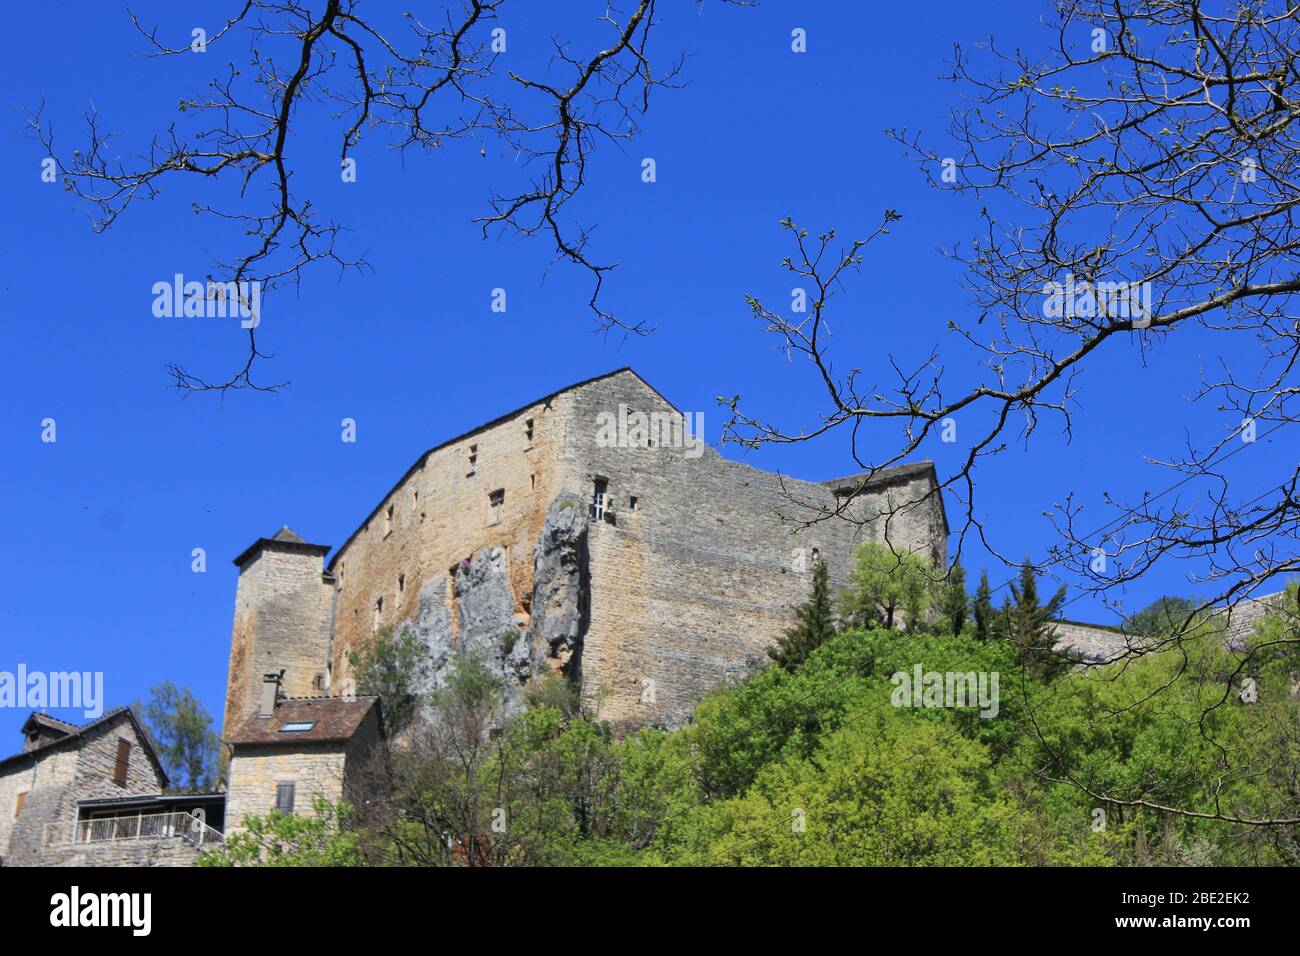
[{"xmin": 0, "ymin": 1, "xmax": 1285, "ymax": 745}]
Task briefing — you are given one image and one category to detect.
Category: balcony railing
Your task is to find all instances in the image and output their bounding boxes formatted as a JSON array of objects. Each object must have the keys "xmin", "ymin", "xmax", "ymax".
[{"xmin": 44, "ymin": 810, "xmax": 223, "ymax": 848}]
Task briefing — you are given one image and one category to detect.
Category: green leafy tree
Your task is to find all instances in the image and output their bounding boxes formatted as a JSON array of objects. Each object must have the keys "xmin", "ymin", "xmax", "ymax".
[
  {"xmin": 940, "ymin": 560, "xmax": 968, "ymax": 638},
  {"xmin": 132, "ymin": 680, "xmax": 219, "ymax": 791},
  {"xmin": 198, "ymin": 799, "xmax": 361, "ymax": 867},
  {"xmin": 972, "ymin": 571, "xmax": 994, "ymax": 641},
  {"xmin": 840, "ymin": 542, "xmax": 934, "ymax": 631},
  {"xmin": 768, "ymin": 558, "xmax": 837, "ymax": 671},
  {"xmin": 348, "ymin": 625, "xmax": 430, "ymax": 736}
]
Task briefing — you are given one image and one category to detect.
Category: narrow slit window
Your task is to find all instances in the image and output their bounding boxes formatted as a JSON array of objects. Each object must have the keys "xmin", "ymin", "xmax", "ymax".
[
  {"xmin": 275, "ymin": 782, "xmax": 296, "ymax": 815},
  {"xmin": 384, "ymin": 503, "xmax": 395, "ymax": 536},
  {"xmin": 373, "ymin": 596, "xmax": 384, "ymax": 631},
  {"xmin": 112, "ymin": 739, "xmax": 131, "ymax": 787},
  {"xmin": 525, "ymin": 418, "xmax": 535, "ymax": 443},
  {"xmin": 467, "ymin": 444, "xmax": 478, "ymax": 475},
  {"xmin": 488, "ymin": 489, "xmax": 505, "ymax": 525}
]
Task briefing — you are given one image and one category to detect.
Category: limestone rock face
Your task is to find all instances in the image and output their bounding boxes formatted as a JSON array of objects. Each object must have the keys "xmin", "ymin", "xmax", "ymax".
[
  {"xmin": 524, "ymin": 492, "xmax": 591, "ymax": 679},
  {"xmin": 455, "ymin": 547, "xmax": 518, "ymax": 661},
  {"xmin": 408, "ymin": 575, "xmax": 454, "ymax": 700},
  {"xmin": 395, "ymin": 495, "xmax": 590, "ymax": 721}
]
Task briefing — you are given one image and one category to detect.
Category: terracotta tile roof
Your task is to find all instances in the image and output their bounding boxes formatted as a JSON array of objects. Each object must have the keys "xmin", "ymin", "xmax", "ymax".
[{"xmin": 225, "ymin": 696, "xmax": 381, "ymax": 747}]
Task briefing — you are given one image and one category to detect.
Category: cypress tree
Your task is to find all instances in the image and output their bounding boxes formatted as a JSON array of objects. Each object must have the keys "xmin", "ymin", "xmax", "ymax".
[
  {"xmin": 1007, "ymin": 560, "xmax": 1070, "ymax": 682},
  {"xmin": 769, "ymin": 557, "xmax": 837, "ymax": 671},
  {"xmin": 973, "ymin": 571, "xmax": 994, "ymax": 641},
  {"xmin": 941, "ymin": 561, "xmax": 968, "ymax": 637}
]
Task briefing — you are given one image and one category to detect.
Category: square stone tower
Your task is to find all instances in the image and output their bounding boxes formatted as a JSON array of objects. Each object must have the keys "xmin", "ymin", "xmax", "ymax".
[{"xmin": 223, "ymin": 527, "xmax": 334, "ymax": 737}]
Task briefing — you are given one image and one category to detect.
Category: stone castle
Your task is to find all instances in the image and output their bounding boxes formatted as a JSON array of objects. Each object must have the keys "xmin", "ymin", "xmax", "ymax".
[
  {"xmin": 7, "ymin": 366, "xmax": 1157, "ymax": 866},
  {"xmin": 222, "ymin": 367, "xmax": 950, "ymax": 737}
]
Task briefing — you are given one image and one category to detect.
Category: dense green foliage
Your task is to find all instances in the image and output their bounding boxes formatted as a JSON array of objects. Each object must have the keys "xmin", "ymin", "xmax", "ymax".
[
  {"xmin": 219, "ymin": 554, "xmax": 1300, "ymax": 867},
  {"xmin": 840, "ymin": 543, "xmax": 934, "ymax": 630},
  {"xmin": 199, "ymin": 798, "xmax": 361, "ymax": 866}
]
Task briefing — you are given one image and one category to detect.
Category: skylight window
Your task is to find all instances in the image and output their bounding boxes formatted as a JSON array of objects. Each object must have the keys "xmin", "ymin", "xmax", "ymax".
[{"xmin": 280, "ymin": 721, "xmax": 315, "ymax": 733}]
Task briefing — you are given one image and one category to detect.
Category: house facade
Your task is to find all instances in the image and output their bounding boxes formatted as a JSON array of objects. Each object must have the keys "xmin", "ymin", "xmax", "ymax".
[
  {"xmin": 224, "ymin": 674, "xmax": 383, "ymax": 831},
  {"xmin": 0, "ymin": 708, "xmax": 222, "ymax": 866}
]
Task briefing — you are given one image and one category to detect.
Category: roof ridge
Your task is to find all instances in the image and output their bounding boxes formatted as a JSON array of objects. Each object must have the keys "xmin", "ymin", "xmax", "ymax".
[{"xmin": 323, "ymin": 366, "xmax": 641, "ymax": 571}]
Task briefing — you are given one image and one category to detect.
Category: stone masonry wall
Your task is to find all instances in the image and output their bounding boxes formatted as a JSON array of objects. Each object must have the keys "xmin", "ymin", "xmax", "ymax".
[
  {"xmin": 225, "ymin": 745, "xmax": 347, "ymax": 831},
  {"xmin": 36, "ymin": 837, "xmax": 205, "ymax": 868},
  {"xmin": 0, "ymin": 748, "xmax": 75, "ymax": 864}
]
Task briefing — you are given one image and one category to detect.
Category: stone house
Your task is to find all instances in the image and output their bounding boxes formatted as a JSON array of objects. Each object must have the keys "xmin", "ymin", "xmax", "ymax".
[
  {"xmin": 223, "ymin": 673, "xmax": 384, "ymax": 833},
  {"xmin": 0, "ymin": 708, "xmax": 223, "ymax": 867}
]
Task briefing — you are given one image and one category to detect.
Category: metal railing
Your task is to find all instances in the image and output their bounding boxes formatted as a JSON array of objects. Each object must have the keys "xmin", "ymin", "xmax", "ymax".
[{"xmin": 44, "ymin": 810, "xmax": 223, "ymax": 848}]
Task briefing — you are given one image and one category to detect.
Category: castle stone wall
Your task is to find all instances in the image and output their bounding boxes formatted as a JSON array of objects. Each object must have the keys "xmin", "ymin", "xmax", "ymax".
[
  {"xmin": 558, "ymin": 372, "xmax": 947, "ymax": 727},
  {"xmin": 223, "ymin": 369, "xmax": 949, "ymax": 736}
]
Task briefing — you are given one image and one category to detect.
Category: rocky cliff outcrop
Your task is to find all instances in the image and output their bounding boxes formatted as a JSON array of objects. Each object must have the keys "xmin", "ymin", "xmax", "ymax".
[{"xmin": 396, "ymin": 493, "xmax": 590, "ymax": 722}]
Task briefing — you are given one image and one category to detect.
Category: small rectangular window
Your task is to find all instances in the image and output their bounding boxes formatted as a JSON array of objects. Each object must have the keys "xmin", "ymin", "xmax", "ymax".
[
  {"xmin": 280, "ymin": 722, "xmax": 315, "ymax": 733},
  {"xmin": 275, "ymin": 782, "xmax": 296, "ymax": 814},
  {"xmin": 629, "ymin": 496, "xmax": 639, "ymax": 511},
  {"xmin": 591, "ymin": 479, "xmax": 609, "ymax": 520},
  {"xmin": 113, "ymin": 739, "xmax": 131, "ymax": 787},
  {"xmin": 488, "ymin": 489, "xmax": 505, "ymax": 525}
]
